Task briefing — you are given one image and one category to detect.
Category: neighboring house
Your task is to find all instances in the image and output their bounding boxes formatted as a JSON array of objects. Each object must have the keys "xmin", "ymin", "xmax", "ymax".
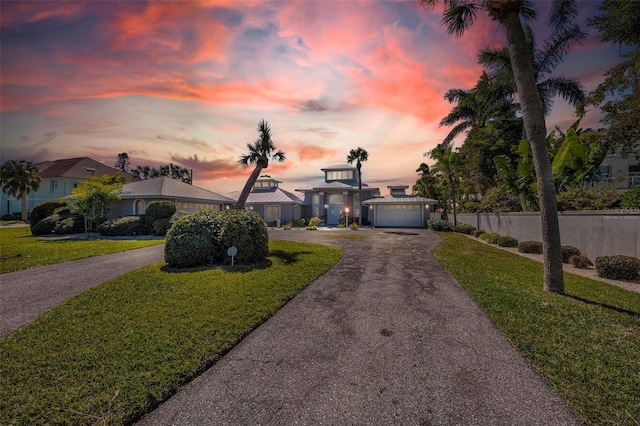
[
  {"xmin": 296, "ymin": 164, "xmax": 380, "ymax": 226},
  {"xmin": 0, "ymin": 157, "xmax": 135, "ymax": 217},
  {"xmin": 109, "ymin": 176, "xmax": 234, "ymax": 218},
  {"xmin": 363, "ymin": 185, "xmax": 438, "ymax": 228},
  {"xmin": 594, "ymin": 151, "xmax": 639, "ymax": 190},
  {"xmin": 227, "ymin": 175, "xmax": 305, "ymax": 226}
]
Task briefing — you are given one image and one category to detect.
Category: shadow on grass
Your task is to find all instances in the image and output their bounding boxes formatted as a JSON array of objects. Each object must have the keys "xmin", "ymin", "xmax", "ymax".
[
  {"xmin": 562, "ymin": 293, "xmax": 640, "ymax": 318},
  {"xmin": 268, "ymin": 249, "xmax": 312, "ymax": 264},
  {"xmin": 161, "ymin": 259, "xmax": 273, "ymax": 274}
]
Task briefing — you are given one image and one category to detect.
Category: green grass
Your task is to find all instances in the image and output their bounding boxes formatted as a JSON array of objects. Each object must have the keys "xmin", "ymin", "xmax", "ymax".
[
  {"xmin": 0, "ymin": 240, "xmax": 341, "ymax": 425},
  {"xmin": 0, "ymin": 227, "xmax": 165, "ymax": 273},
  {"xmin": 433, "ymin": 233, "xmax": 640, "ymax": 426}
]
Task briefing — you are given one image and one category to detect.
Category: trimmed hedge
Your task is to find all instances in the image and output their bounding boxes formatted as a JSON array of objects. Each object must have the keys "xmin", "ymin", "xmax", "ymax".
[
  {"xmin": 97, "ymin": 216, "xmax": 145, "ymax": 236},
  {"xmin": 152, "ymin": 218, "xmax": 172, "ymax": 236},
  {"xmin": 306, "ymin": 217, "xmax": 321, "ymax": 230},
  {"xmin": 453, "ymin": 223, "xmax": 476, "ymax": 234},
  {"xmin": 29, "ymin": 201, "xmax": 67, "ymax": 231},
  {"xmin": 561, "ymin": 246, "xmax": 581, "ymax": 263},
  {"xmin": 31, "ymin": 214, "xmax": 85, "ymax": 235},
  {"xmin": 595, "ymin": 255, "xmax": 640, "ymax": 281},
  {"xmin": 518, "ymin": 240, "xmax": 543, "ymax": 254},
  {"xmin": 427, "ymin": 219, "xmax": 454, "ymax": 232},
  {"xmin": 472, "ymin": 229, "xmax": 485, "ymax": 238},
  {"xmin": 480, "ymin": 232, "xmax": 500, "ymax": 244},
  {"xmin": 145, "ymin": 201, "xmax": 176, "ymax": 226},
  {"xmin": 217, "ymin": 209, "xmax": 269, "ymax": 264},
  {"xmin": 497, "ymin": 236, "xmax": 518, "ymax": 247},
  {"xmin": 569, "ymin": 255, "xmax": 591, "ymax": 269}
]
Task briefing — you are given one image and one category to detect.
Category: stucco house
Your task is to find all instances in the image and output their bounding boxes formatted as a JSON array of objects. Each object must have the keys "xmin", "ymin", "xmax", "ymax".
[
  {"xmin": 108, "ymin": 176, "xmax": 234, "ymax": 218},
  {"xmin": 295, "ymin": 164, "xmax": 380, "ymax": 226},
  {"xmin": 363, "ymin": 185, "xmax": 438, "ymax": 228},
  {"xmin": 595, "ymin": 150, "xmax": 640, "ymax": 190},
  {"xmin": 1, "ymin": 157, "xmax": 135, "ymax": 217},
  {"xmin": 227, "ymin": 175, "xmax": 305, "ymax": 226}
]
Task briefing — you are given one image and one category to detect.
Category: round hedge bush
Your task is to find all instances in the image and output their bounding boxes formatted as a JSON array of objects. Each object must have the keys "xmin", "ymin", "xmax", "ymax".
[
  {"xmin": 453, "ymin": 223, "xmax": 476, "ymax": 234},
  {"xmin": 561, "ymin": 245, "xmax": 581, "ymax": 263},
  {"xmin": 164, "ymin": 210, "xmax": 225, "ymax": 268},
  {"xmin": 31, "ymin": 214, "xmax": 60, "ymax": 235},
  {"xmin": 472, "ymin": 229, "xmax": 485, "ymax": 238},
  {"xmin": 497, "ymin": 236, "xmax": 518, "ymax": 247},
  {"xmin": 29, "ymin": 201, "xmax": 67, "ymax": 231},
  {"xmin": 97, "ymin": 216, "xmax": 145, "ymax": 236},
  {"xmin": 518, "ymin": 240, "xmax": 543, "ymax": 254},
  {"xmin": 145, "ymin": 201, "xmax": 176, "ymax": 226},
  {"xmin": 31, "ymin": 213, "xmax": 85, "ymax": 235},
  {"xmin": 595, "ymin": 255, "xmax": 640, "ymax": 280},
  {"xmin": 427, "ymin": 219, "xmax": 454, "ymax": 232},
  {"xmin": 217, "ymin": 209, "xmax": 269, "ymax": 264},
  {"xmin": 480, "ymin": 232, "xmax": 500, "ymax": 244}
]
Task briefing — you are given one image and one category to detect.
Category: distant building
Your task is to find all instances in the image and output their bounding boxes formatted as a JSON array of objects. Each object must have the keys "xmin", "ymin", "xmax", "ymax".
[
  {"xmin": 594, "ymin": 151, "xmax": 639, "ymax": 190},
  {"xmin": 109, "ymin": 176, "xmax": 234, "ymax": 218},
  {"xmin": 227, "ymin": 175, "xmax": 305, "ymax": 226},
  {"xmin": 0, "ymin": 157, "xmax": 135, "ymax": 217},
  {"xmin": 363, "ymin": 186, "xmax": 437, "ymax": 228},
  {"xmin": 296, "ymin": 164, "xmax": 380, "ymax": 226}
]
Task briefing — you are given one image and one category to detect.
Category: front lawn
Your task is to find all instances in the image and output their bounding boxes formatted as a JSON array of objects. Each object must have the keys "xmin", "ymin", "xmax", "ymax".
[
  {"xmin": 0, "ymin": 227, "xmax": 164, "ymax": 273},
  {"xmin": 433, "ymin": 233, "xmax": 640, "ymax": 426},
  {"xmin": 0, "ymin": 239, "xmax": 341, "ymax": 425}
]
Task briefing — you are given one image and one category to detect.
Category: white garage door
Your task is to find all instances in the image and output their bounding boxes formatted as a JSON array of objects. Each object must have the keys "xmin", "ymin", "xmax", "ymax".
[{"xmin": 375, "ymin": 204, "xmax": 423, "ymax": 227}]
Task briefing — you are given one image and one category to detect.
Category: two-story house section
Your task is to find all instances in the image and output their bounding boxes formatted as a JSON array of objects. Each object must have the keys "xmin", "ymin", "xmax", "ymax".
[
  {"xmin": 1, "ymin": 157, "xmax": 135, "ymax": 217},
  {"xmin": 596, "ymin": 150, "xmax": 640, "ymax": 190},
  {"xmin": 296, "ymin": 164, "xmax": 380, "ymax": 226},
  {"xmin": 227, "ymin": 175, "xmax": 305, "ymax": 226}
]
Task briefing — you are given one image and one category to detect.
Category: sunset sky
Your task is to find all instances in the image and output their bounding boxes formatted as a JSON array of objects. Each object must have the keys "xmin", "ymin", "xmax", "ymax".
[{"xmin": 0, "ymin": 1, "xmax": 623, "ymax": 195}]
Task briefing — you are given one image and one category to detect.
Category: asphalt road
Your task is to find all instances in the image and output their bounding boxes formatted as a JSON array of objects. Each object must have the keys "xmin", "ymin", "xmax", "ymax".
[
  {"xmin": 136, "ymin": 229, "xmax": 580, "ymax": 425},
  {"xmin": 0, "ymin": 244, "xmax": 165, "ymax": 337}
]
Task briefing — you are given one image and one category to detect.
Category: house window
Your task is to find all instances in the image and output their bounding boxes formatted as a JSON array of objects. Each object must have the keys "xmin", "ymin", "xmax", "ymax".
[
  {"xmin": 312, "ymin": 194, "xmax": 319, "ymax": 217},
  {"xmin": 600, "ymin": 165, "xmax": 611, "ymax": 180},
  {"xmin": 50, "ymin": 180, "xmax": 58, "ymax": 193},
  {"xmin": 353, "ymin": 193, "xmax": 360, "ymax": 218},
  {"xmin": 266, "ymin": 206, "xmax": 279, "ymax": 223},
  {"xmin": 328, "ymin": 194, "xmax": 343, "ymax": 204},
  {"xmin": 135, "ymin": 199, "xmax": 145, "ymax": 215},
  {"xmin": 326, "ymin": 170, "xmax": 354, "ymax": 181}
]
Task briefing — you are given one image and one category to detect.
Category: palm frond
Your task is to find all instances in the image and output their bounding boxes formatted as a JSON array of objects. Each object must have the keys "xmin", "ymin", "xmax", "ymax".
[
  {"xmin": 443, "ymin": 2, "xmax": 480, "ymax": 38},
  {"xmin": 538, "ymin": 75, "xmax": 585, "ymax": 108},
  {"xmin": 477, "ymin": 46, "xmax": 510, "ymax": 73},
  {"xmin": 548, "ymin": 0, "xmax": 578, "ymax": 32},
  {"xmin": 536, "ymin": 24, "xmax": 587, "ymax": 78}
]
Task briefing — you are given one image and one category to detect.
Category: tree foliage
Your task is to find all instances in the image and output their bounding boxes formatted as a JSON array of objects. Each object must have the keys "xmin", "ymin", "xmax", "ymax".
[
  {"xmin": 0, "ymin": 160, "xmax": 41, "ymax": 222},
  {"xmin": 63, "ymin": 174, "xmax": 124, "ymax": 231},
  {"xmin": 346, "ymin": 147, "xmax": 369, "ymax": 225}
]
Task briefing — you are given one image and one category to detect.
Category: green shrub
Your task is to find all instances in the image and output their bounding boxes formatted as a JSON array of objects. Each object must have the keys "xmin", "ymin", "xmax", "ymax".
[
  {"xmin": 97, "ymin": 216, "xmax": 145, "ymax": 236},
  {"xmin": 480, "ymin": 232, "xmax": 500, "ymax": 244},
  {"xmin": 518, "ymin": 240, "xmax": 543, "ymax": 254},
  {"xmin": 164, "ymin": 210, "xmax": 224, "ymax": 268},
  {"xmin": 31, "ymin": 215, "xmax": 60, "ymax": 235},
  {"xmin": 54, "ymin": 215, "xmax": 85, "ymax": 234},
  {"xmin": 283, "ymin": 224, "xmax": 292, "ymax": 230},
  {"xmin": 556, "ymin": 186, "xmax": 621, "ymax": 211},
  {"xmin": 217, "ymin": 209, "xmax": 269, "ymax": 264},
  {"xmin": 292, "ymin": 218, "xmax": 306, "ymax": 227},
  {"xmin": 621, "ymin": 185, "xmax": 640, "ymax": 208},
  {"xmin": 595, "ymin": 255, "xmax": 640, "ymax": 280},
  {"xmin": 561, "ymin": 246, "xmax": 581, "ymax": 263},
  {"xmin": 569, "ymin": 255, "xmax": 591, "ymax": 269},
  {"xmin": 307, "ymin": 217, "xmax": 321, "ymax": 230},
  {"xmin": 145, "ymin": 201, "xmax": 176, "ymax": 226},
  {"xmin": 349, "ymin": 222, "xmax": 359, "ymax": 230},
  {"xmin": 477, "ymin": 187, "xmax": 522, "ymax": 213},
  {"xmin": 152, "ymin": 218, "xmax": 172, "ymax": 236},
  {"xmin": 453, "ymin": 223, "xmax": 476, "ymax": 234},
  {"xmin": 427, "ymin": 219, "xmax": 454, "ymax": 232},
  {"xmin": 497, "ymin": 236, "xmax": 518, "ymax": 247},
  {"xmin": 472, "ymin": 229, "xmax": 485, "ymax": 237},
  {"xmin": 29, "ymin": 201, "xmax": 67, "ymax": 231}
]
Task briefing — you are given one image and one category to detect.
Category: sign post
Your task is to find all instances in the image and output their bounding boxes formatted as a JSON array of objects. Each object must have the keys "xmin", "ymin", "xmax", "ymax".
[{"xmin": 227, "ymin": 246, "xmax": 238, "ymax": 266}]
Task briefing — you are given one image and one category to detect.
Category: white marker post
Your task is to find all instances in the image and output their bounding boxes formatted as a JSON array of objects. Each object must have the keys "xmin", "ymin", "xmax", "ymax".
[{"xmin": 227, "ymin": 246, "xmax": 238, "ymax": 266}]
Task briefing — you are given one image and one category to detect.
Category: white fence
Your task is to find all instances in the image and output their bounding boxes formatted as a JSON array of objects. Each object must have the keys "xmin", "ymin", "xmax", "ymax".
[{"xmin": 456, "ymin": 210, "xmax": 640, "ymax": 259}]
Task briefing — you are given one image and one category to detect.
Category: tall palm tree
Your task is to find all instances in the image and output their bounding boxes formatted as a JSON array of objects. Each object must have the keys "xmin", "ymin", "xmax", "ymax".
[
  {"xmin": 429, "ymin": 145, "xmax": 461, "ymax": 226},
  {"xmin": 0, "ymin": 160, "xmax": 41, "ymax": 222},
  {"xmin": 235, "ymin": 120, "xmax": 285, "ymax": 210},
  {"xmin": 418, "ymin": 0, "xmax": 579, "ymax": 293},
  {"xmin": 346, "ymin": 147, "xmax": 369, "ymax": 226}
]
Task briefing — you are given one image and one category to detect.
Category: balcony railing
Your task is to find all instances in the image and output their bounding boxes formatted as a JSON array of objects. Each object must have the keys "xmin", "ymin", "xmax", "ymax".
[{"xmin": 594, "ymin": 172, "xmax": 640, "ymax": 189}]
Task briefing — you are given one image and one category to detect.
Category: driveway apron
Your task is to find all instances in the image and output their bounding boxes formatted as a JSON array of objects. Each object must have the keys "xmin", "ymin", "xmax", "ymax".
[
  {"xmin": 138, "ymin": 229, "xmax": 579, "ymax": 425},
  {"xmin": 0, "ymin": 245, "xmax": 165, "ymax": 337}
]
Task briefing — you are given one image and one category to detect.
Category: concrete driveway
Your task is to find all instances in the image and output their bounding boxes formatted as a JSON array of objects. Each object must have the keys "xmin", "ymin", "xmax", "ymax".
[{"xmin": 137, "ymin": 228, "xmax": 580, "ymax": 425}]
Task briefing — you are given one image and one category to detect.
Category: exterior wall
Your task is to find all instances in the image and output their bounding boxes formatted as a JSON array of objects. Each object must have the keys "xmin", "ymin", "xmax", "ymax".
[
  {"xmin": 300, "ymin": 189, "xmax": 376, "ymax": 224},
  {"xmin": 248, "ymin": 204, "xmax": 300, "ymax": 226},
  {"xmin": 1, "ymin": 177, "xmax": 78, "ymax": 216},
  {"xmin": 108, "ymin": 198, "xmax": 225, "ymax": 219},
  {"xmin": 456, "ymin": 211, "xmax": 640, "ymax": 259},
  {"xmin": 595, "ymin": 153, "xmax": 639, "ymax": 189}
]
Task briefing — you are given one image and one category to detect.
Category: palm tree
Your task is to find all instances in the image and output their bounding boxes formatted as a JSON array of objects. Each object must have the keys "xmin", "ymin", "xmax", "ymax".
[
  {"xmin": 429, "ymin": 145, "xmax": 461, "ymax": 226},
  {"xmin": 0, "ymin": 160, "xmax": 42, "ymax": 222},
  {"xmin": 346, "ymin": 147, "xmax": 369, "ymax": 226},
  {"xmin": 235, "ymin": 120, "xmax": 285, "ymax": 210},
  {"xmin": 418, "ymin": 0, "xmax": 580, "ymax": 293}
]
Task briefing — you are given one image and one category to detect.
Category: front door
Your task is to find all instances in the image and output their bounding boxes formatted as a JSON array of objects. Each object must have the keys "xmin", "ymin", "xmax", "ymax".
[{"xmin": 327, "ymin": 193, "xmax": 343, "ymax": 225}]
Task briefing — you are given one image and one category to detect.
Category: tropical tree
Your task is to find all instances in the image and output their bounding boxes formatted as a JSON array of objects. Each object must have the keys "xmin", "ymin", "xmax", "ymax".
[
  {"xmin": 418, "ymin": 0, "xmax": 582, "ymax": 293},
  {"xmin": 414, "ymin": 162, "xmax": 448, "ymax": 212},
  {"xmin": 114, "ymin": 152, "xmax": 131, "ymax": 173},
  {"xmin": 0, "ymin": 160, "xmax": 41, "ymax": 222},
  {"xmin": 131, "ymin": 165, "xmax": 154, "ymax": 180},
  {"xmin": 235, "ymin": 120, "xmax": 285, "ymax": 210},
  {"xmin": 64, "ymin": 174, "xmax": 125, "ymax": 232},
  {"xmin": 583, "ymin": 0, "xmax": 640, "ymax": 157},
  {"xmin": 429, "ymin": 144, "xmax": 461, "ymax": 226},
  {"xmin": 346, "ymin": 147, "xmax": 369, "ymax": 225}
]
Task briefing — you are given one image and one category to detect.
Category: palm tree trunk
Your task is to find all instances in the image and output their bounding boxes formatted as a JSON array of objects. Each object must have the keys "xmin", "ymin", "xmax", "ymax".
[
  {"xmin": 357, "ymin": 164, "xmax": 363, "ymax": 226},
  {"xmin": 449, "ymin": 176, "xmax": 457, "ymax": 227},
  {"xmin": 20, "ymin": 194, "xmax": 27, "ymax": 222},
  {"xmin": 503, "ymin": 12, "xmax": 564, "ymax": 293},
  {"xmin": 234, "ymin": 165, "xmax": 263, "ymax": 210}
]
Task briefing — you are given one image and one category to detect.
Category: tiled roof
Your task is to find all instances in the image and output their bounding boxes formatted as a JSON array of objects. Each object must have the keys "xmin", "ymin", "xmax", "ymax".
[
  {"xmin": 36, "ymin": 157, "xmax": 135, "ymax": 181},
  {"xmin": 363, "ymin": 194, "xmax": 438, "ymax": 205},
  {"xmin": 296, "ymin": 181, "xmax": 374, "ymax": 191},
  {"xmin": 321, "ymin": 164, "xmax": 356, "ymax": 171},
  {"xmin": 120, "ymin": 177, "xmax": 234, "ymax": 203},
  {"xmin": 227, "ymin": 188, "xmax": 305, "ymax": 205}
]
